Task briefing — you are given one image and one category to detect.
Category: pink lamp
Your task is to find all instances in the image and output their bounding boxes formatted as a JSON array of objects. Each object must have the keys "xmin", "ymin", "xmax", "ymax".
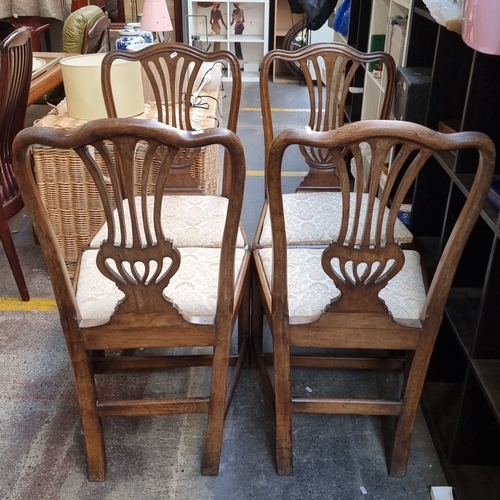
[
  {"xmin": 463, "ymin": 0, "xmax": 500, "ymax": 55},
  {"xmin": 141, "ymin": 0, "xmax": 173, "ymax": 42}
]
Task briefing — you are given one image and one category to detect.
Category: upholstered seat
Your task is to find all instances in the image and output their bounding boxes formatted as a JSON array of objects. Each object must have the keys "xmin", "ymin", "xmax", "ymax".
[
  {"xmin": 90, "ymin": 195, "xmax": 246, "ymax": 248},
  {"xmin": 77, "ymin": 247, "xmax": 248, "ymax": 328},
  {"xmin": 258, "ymin": 192, "xmax": 413, "ymax": 246},
  {"xmin": 255, "ymin": 247, "xmax": 426, "ymax": 325}
]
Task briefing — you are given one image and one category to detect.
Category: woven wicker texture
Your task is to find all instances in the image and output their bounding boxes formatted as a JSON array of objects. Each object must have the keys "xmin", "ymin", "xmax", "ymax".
[{"xmin": 32, "ymin": 93, "xmax": 221, "ymax": 276}]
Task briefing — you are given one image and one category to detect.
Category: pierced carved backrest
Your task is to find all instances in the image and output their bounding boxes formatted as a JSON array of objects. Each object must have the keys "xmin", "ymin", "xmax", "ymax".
[
  {"xmin": 267, "ymin": 121, "xmax": 494, "ymax": 319},
  {"xmin": 102, "ymin": 42, "xmax": 241, "ymax": 133},
  {"xmin": 260, "ymin": 43, "xmax": 396, "ymax": 190},
  {"xmin": 79, "ymin": 129, "xmax": 182, "ymax": 315},
  {"xmin": 13, "ymin": 119, "xmax": 246, "ymax": 319},
  {"xmin": 102, "ymin": 43, "xmax": 241, "ymax": 192},
  {"xmin": 0, "ymin": 28, "xmax": 32, "ymax": 213}
]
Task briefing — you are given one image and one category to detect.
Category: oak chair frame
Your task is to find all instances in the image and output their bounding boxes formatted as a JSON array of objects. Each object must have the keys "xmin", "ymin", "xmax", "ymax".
[
  {"xmin": 13, "ymin": 118, "xmax": 250, "ymax": 481},
  {"xmin": 251, "ymin": 120, "xmax": 495, "ymax": 476}
]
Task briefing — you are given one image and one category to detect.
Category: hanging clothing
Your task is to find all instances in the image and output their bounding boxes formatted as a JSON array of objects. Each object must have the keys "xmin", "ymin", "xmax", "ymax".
[{"xmin": 287, "ymin": 0, "xmax": 339, "ymax": 30}]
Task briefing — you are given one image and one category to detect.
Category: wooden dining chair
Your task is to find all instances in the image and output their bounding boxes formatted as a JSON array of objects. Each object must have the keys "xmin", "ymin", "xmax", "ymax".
[
  {"xmin": 101, "ymin": 42, "xmax": 241, "ymax": 195},
  {"xmin": 252, "ymin": 120, "xmax": 495, "ymax": 477},
  {"xmin": 254, "ymin": 42, "xmax": 408, "ymax": 250},
  {"xmin": 13, "ymin": 118, "xmax": 251, "ymax": 481},
  {"xmin": 0, "ymin": 28, "xmax": 32, "ymax": 301}
]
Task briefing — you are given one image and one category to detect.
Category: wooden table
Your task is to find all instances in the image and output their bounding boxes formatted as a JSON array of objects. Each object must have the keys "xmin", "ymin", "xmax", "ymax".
[{"xmin": 28, "ymin": 52, "xmax": 66, "ymax": 106}]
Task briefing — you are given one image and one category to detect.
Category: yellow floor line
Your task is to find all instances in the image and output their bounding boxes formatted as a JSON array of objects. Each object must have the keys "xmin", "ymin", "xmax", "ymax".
[
  {"xmin": 247, "ymin": 170, "xmax": 308, "ymax": 177},
  {"xmin": 242, "ymin": 107, "xmax": 311, "ymax": 112},
  {"xmin": 0, "ymin": 298, "xmax": 57, "ymax": 312}
]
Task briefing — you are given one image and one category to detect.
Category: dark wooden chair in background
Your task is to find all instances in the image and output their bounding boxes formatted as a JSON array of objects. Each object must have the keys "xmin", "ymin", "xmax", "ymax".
[
  {"xmin": 0, "ymin": 28, "xmax": 32, "ymax": 301},
  {"xmin": 252, "ymin": 120, "xmax": 494, "ymax": 477},
  {"xmin": 1, "ymin": 16, "xmax": 52, "ymax": 52},
  {"xmin": 13, "ymin": 118, "xmax": 251, "ymax": 480}
]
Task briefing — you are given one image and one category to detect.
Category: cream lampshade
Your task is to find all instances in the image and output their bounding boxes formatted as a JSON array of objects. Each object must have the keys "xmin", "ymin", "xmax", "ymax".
[
  {"xmin": 140, "ymin": 0, "xmax": 173, "ymax": 38},
  {"xmin": 61, "ymin": 53, "xmax": 145, "ymax": 121}
]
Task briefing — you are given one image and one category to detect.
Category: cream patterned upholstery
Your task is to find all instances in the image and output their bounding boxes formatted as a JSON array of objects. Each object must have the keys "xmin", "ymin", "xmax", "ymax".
[
  {"xmin": 76, "ymin": 247, "xmax": 248, "ymax": 328},
  {"xmin": 258, "ymin": 192, "xmax": 413, "ymax": 246},
  {"xmin": 90, "ymin": 195, "xmax": 246, "ymax": 248},
  {"xmin": 255, "ymin": 247, "xmax": 426, "ymax": 325}
]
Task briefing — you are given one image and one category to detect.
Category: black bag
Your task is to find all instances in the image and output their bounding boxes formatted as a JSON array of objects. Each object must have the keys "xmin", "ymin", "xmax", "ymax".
[{"xmin": 287, "ymin": 0, "xmax": 339, "ymax": 30}]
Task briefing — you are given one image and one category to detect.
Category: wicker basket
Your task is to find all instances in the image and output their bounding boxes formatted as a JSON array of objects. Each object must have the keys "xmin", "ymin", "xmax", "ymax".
[{"xmin": 32, "ymin": 93, "xmax": 221, "ymax": 276}]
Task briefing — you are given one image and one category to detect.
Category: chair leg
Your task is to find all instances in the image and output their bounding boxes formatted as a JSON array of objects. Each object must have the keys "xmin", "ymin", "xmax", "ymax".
[
  {"xmin": 389, "ymin": 344, "xmax": 433, "ymax": 477},
  {"xmin": 250, "ymin": 269, "xmax": 264, "ymax": 366},
  {"xmin": 202, "ymin": 323, "xmax": 232, "ymax": 475},
  {"xmin": 237, "ymin": 270, "xmax": 251, "ymax": 353},
  {"xmin": 72, "ymin": 350, "xmax": 107, "ymax": 481},
  {"xmin": 0, "ymin": 213, "xmax": 29, "ymax": 301},
  {"xmin": 273, "ymin": 323, "xmax": 293, "ymax": 475}
]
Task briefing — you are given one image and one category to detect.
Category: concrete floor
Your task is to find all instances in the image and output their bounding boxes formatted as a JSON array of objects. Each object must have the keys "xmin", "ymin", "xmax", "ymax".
[{"xmin": 0, "ymin": 82, "xmax": 448, "ymax": 499}]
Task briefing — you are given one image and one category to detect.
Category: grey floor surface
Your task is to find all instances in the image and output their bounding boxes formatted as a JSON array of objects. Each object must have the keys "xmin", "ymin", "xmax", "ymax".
[{"xmin": 0, "ymin": 82, "xmax": 448, "ymax": 499}]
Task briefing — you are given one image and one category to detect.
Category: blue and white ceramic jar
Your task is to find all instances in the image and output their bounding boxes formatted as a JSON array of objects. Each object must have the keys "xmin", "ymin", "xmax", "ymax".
[
  {"xmin": 116, "ymin": 29, "xmax": 152, "ymax": 51},
  {"xmin": 124, "ymin": 23, "xmax": 154, "ymax": 43},
  {"xmin": 140, "ymin": 30, "xmax": 154, "ymax": 43}
]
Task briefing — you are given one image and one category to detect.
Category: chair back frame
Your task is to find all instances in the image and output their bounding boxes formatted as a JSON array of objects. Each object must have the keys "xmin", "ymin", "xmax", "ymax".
[
  {"xmin": 0, "ymin": 28, "xmax": 32, "ymax": 214},
  {"xmin": 267, "ymin": 120, "xmax": 495, "ymax": 324},
  {"xmin": 101, "ymin": 42, "xmax": 241, "ymax": 197},
  {"xmin": 82, "ymin": 13, "xmax": 110, "ymax": 54},
  {"xmin": 260, "ymin": 43, "xmax": 396, "ymax": 191},
  {"xmin": 0, "ymin": 27, "xmax": 32, "ymax": 301},
  {"xmin": 14, "ymin": 119, "xmax": 246, "ymax": 322}
]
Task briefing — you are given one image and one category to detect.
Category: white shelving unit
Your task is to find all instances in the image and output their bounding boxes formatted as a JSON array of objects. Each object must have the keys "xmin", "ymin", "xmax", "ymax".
[
  {"xmin": 361, "ymin": 0, "xmax": 413, "ymax": 120},
  {"xmin": 271, "ymin": 0, "xmax": 309, "ymax": 83},
  {"xmin": 362, "ymin": 0, "xmax": 414, "ymax": 189},
  {"xmin": 186, "ymin": 1, "xmax": 269, "ymax": 82}
]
